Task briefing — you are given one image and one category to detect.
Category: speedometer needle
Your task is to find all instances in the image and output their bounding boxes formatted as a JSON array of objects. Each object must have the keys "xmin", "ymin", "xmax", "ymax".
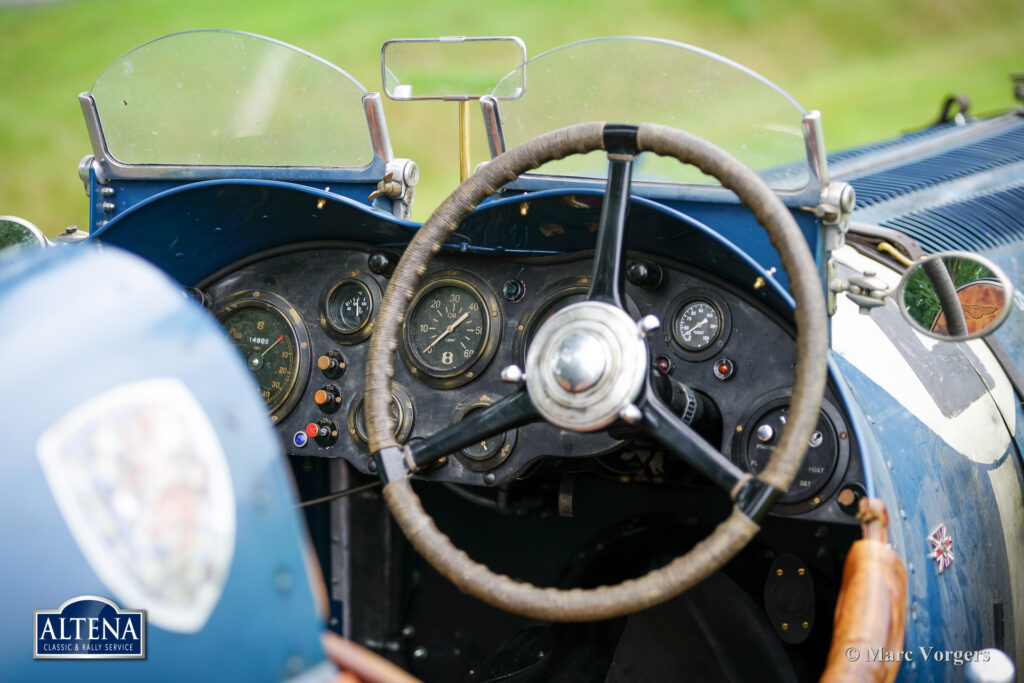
[
  {"xmin": 424, "ymin": 312, "xmax": 469, "ymax": 353},
  {"xmin": 679, "ymin": 319, "xmax": 706, "ymax": 340},
  {"xmin": 261, "ymin": 335, "xmax": 285, "ymax": 357}
]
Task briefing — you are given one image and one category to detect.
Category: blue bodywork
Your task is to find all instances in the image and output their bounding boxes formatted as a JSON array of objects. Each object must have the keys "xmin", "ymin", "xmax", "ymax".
[{"xmin": 0, "ymin": 246, "xmax": 330, "ymax": 681}]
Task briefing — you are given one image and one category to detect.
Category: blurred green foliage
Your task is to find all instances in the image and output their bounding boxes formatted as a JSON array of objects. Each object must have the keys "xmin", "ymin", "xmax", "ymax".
[{"xmin": 0, "ymin": 0, "xmax": 1021, "ymax": 235}]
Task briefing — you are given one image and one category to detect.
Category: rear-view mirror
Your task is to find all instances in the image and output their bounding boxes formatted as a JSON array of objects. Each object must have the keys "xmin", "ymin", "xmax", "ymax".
[
  {"xmin": 381, "ymin": 36, "xmax": 526, "ymax": 101},
  {"xmin": 897, "ymin": 251, "xmax": 1013, "ymax": 341}
]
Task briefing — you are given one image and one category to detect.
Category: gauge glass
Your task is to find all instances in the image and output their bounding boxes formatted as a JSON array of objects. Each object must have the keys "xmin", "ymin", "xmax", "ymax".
[
  {"xmin": 352, "ymin": 396, "xmax": 402, "ymax": 442},
  {"xmin": 326, "ymin": 280, "xmax": 372, "ymax": 334},
  {"xmin": 407, "ymin": 284, "xmax": 487, "ymax": 376},
  {"xmin": 460, "ymin": 407, "xmax": 505, "ymax": 460},
  {"xmin": 222, "ymin": 306, "xmax": 298, "ymax": 413},
  {"xmin": 675, "ymin": 300, "xmax": 721, "ymax": 351}
]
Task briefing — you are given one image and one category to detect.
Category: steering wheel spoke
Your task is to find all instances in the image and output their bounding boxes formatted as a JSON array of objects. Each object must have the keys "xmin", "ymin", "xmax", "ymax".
[
  {"xmin": 634, "ymin": 378, "xmax": 746, "ymax": 495},
  {"xmin": 586, "ymin": 128, "xmax": 640, "ymax": 308},
  {"xmin": 402, "ymin": 389, "xmax": 539, "ymax": 473}
]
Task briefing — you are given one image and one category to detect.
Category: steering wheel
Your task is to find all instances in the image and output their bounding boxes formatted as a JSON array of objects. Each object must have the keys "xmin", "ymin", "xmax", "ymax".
[{"xmin": 365, "ymin": 122, "xmax": 828, "ymax": 622}]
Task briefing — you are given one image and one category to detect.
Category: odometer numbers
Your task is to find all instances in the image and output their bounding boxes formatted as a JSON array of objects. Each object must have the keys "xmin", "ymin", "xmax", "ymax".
[{"xmin": 402, "ymin": 273, "xmax": 501, "ymax": 388}]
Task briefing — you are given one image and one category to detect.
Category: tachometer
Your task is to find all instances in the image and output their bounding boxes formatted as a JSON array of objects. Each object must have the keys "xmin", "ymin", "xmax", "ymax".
[
  {"xmin": 215, "ymin": 290, "xmax": 310, "ymax": 422},
  {"xmin": 401, "ymin": 272, "xmax": 501, "ymax": 388}
]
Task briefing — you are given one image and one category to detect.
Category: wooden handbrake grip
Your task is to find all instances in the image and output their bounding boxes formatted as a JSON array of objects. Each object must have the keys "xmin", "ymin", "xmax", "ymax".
[{"xmin": 821, "ymin": 498, "xmax": 907, "ymax": 683}]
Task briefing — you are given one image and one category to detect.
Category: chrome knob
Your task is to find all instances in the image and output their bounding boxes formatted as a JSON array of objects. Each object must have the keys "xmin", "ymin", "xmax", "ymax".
[
  {"xmin": 756, "ymin": 424, "xmax": 774, "ymax": 442},
  {"xmin": 500, "ymin": 364, "xmax": 525, "ymax": 384},
  {"xmin": 552, "ymin": 332, "xmax": 606, "ymax": 393}
]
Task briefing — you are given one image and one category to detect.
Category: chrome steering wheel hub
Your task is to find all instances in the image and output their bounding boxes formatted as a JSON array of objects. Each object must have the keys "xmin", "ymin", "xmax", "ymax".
[{"xmin": 525, "ymin": 301, "xmax": 648, "ymax": 431}]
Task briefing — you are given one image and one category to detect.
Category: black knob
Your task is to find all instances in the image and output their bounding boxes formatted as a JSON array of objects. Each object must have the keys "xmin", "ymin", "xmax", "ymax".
[
  {"xmin": 626, "ymin": 261, "xmax": 663, "ymax": 289},
  {"xmin": 317, "ymin": 351, "xmax": 346, "ymax": 379},
  {"xmin": 309, "ymin": 419, "xmax": 339, "ymax": 447},
  {"xmin": 367, "ymin": 251, "xmax": 396, "ymax": 277},
  {"xmin": 314, "ymin": 385, "xmax": 342, "ymax": 413}
]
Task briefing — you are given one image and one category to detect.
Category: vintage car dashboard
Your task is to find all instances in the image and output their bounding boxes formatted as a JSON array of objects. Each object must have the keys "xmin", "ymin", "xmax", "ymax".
[{"xmin": 199, "ymin": 241, "xmax": 864, "ymax": 524}]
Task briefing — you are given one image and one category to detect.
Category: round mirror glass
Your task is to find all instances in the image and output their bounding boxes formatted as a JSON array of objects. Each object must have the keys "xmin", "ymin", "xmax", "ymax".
[
  {"xmin": 0, "ymin": 216, "xmax": 47, "ymax": 254},
  {"xmin": 898, "ymin": 251, "xmax": 1013, "ymax": 341}
]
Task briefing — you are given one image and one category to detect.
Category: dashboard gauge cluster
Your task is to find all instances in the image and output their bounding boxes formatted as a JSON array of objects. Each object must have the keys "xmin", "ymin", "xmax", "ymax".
[
  {"xmin": 202, "ymin": 245, "xmax": 863, "ymax": 522},
  {"xmin": 215, "ymin": 290, "xmax": 310, "ymax": 423}
]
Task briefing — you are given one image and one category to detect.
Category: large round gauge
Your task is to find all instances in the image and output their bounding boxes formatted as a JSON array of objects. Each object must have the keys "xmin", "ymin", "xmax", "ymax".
[
  {"xmin": 402, "ymin": 272, "xmax": 501, "ymax": 388},
  {"xmin": 215, "ymin": 291, "xmax": 310, "ymax": 423},
  {"xmin": 320, "ymin": 273, "xmax": 381, "ymax": 344},
  {"xmin": 667, "ymin": 289, "xmax": 732, "ymax": 361},
  {"xmin": 347, "ymin": 382, "xmax": 414, "ymax": 445}
]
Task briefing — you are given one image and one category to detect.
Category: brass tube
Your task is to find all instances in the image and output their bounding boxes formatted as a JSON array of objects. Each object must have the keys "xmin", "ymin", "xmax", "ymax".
[{"xmin": 459, "ymin": 100, "xmax": 471, "ymax": 182}]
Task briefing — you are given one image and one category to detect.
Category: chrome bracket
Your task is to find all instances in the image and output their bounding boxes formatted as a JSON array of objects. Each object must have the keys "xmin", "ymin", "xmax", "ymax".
[
  {"xmin": 804, "ymin": 180, "xmax": 855, "ymax": 315},
  {"xmin": 368, "ymin": 158, "xmax": 420, "ymax": 220},
  {"xmin": 829, "ymin": 270, "xmax": 890, "ymax": 315}
]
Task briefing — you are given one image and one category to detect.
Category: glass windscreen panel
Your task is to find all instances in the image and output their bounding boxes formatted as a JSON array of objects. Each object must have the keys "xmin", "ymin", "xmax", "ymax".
[
  {"xmin": 382, "ymin": 37, "xmax": 526, "ymax": 100},
  {"xmin": 91, "ymin": 30, "xmax": 373, "ymax": 168},
  {"xmin": 491, "ymin": 37, "xmax": 810, "ymax": 191}
]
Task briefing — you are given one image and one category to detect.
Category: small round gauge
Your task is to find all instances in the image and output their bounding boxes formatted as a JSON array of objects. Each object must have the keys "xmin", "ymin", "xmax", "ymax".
[
  {"xmin": 402, "ymin": 273, "xmax": 501, "ymax": 388},
  {"xmin": 320, "ymin": 274, "xmax": 380, "ymax": 344},
  {"xmin": 347, "ymin": 383, "xmax": 414, "ymax": 444},
  {"xmin": 452, "ymin": 400, "xmax": 518, "ymax": 472},
  {"xmin": 675, "ymin": 300, "xmax": 721, "ymax": 351},
  {"xmin": 667, "ymin": 289, "xmax": 732, "ymax": 361},
  {"xmin": 216, "ymin": 291, "xmax": 310, "ymax": 422}
]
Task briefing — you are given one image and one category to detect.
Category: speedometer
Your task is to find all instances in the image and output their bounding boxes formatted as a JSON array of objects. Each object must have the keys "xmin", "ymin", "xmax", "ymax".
[
  {"xmin": 401, "ymin": 272, "xmax": 501, "ymax": 388},
  {"xmin": 216, "ymin": 290, "xmax": 310, "ymax": 422}
]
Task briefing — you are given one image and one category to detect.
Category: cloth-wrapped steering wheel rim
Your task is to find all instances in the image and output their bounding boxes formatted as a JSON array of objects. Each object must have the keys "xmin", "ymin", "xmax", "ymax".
[{"xmin": 365, "ymin": 121, "xmax": 828, "ymax": 622}]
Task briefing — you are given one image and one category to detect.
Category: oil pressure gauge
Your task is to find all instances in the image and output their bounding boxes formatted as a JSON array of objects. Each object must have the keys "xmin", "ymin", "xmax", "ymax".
[{"xmin": 401, "ymin": 271, "xmax": 501, "ymax": 388}]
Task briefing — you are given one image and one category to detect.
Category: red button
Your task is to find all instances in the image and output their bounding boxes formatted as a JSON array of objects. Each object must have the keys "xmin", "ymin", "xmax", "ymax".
[{"xmin": 305, "ymin": 423, "xmax": 320, "ymax": 438}]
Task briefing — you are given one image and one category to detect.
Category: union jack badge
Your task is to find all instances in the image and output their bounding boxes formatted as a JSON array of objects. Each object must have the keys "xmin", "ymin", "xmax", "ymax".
[{"xmin": 928, "ymin": 524, "xmax": 954, "ymax": 574}]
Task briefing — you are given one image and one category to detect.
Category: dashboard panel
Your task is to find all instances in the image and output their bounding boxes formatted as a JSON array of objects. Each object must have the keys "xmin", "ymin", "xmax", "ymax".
[{"xmin": 202, "ymin": 242, "xmax": 863, "ymax": 522}]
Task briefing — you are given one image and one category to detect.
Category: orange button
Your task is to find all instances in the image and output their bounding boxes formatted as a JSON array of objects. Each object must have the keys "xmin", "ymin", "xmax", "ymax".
[{"xmin": 314, "ymin": 390, "xmax": 328, "ymax": 405}]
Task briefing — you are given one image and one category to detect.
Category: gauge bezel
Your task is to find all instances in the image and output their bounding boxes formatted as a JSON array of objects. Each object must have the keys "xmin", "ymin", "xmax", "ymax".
[
  {"xmin": 319, "ymin": 272, "xmax": 381, "ymax": 344},
  {"xmin": 451, "ymin": 396, "xmax": 519, "ymax": 472},
  {"xmin": 214, "ymin": 289, "xmax": 311, "ymax": 424},
  {"xmin": 401, "ymin": 271, "xmax": 502, "ymax": 389},
  {"xmin": 347, "ymin": 381, "xmax": 414, "ymax": 446},
  {"xmin": 731, "ymin": 390, "xmax": 851, "ymax": 515},
  {"xmin": 666, "ymin": 288, "xmax": 732, "ymax": 362}
]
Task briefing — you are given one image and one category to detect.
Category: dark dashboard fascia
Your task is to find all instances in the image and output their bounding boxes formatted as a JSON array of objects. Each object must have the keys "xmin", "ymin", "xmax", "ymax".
[{"xmin": 200, "ymin": 240, "xmax": 863, "ymax": 525}]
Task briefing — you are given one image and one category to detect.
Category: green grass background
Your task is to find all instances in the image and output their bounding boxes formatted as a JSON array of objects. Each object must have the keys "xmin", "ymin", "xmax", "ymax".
[{"xmin": 1, "ymin": 0, "xmax": 1021, "ymax": 235}]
